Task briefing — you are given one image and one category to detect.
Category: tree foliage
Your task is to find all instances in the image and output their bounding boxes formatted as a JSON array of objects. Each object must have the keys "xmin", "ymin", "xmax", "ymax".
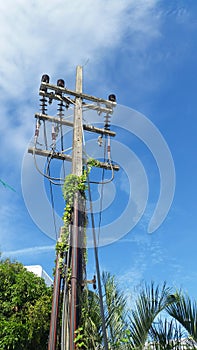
[
  {"xmin": 76, "ymin": 272, "xmax": 130, "ymax": 349},
  {"xmin": 78, "ymin": 276, "xmax": 197, "ymax": 349},
  {"xmin": 149, "ymin": 318, "xmax": 187, "ymax": 350},
  {"xmin": 128, "ymin": 282, "xmax": 176, "ymax": 349},
  {"xmin": 2, "ymin": 256, "xmax": 197, "ymax": 349},
  {"xmin": 0, "ymin": 258, "xmax": 52, "ymax": 350},
  {"xmin": 166, "ymin": 292, "xmax": 197, "ymax": 346}
]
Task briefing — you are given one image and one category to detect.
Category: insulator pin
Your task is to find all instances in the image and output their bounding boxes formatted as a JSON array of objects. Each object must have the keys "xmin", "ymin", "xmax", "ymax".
[
  {"xmin": 57, "ymin": 101, "xmax": 65, "ymax": 118},
  {"xmin": 40, "ymin": 97, "xmax": 48, "ymax": 115},
  {"xmin": 104, "ymin": 114, "xmax": 111, "ymax": 130}
]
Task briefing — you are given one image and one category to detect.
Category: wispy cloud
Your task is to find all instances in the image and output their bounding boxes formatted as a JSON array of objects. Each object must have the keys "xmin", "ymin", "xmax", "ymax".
[
  {"xmin": 2, "ymin": 245, "xmax": 55, "ymax": 258},
  {"xmin": 0, "ymin": 0, "xmax": 162, "ymax": 264},
  {"xmin": 0, "ymin": 0, "xmax": 160, "ymax": 95},
  {"xmin": 0, "ymin": 0, "xmax": 161, "ymax": 175},
  {"xmin": 117, "ymin": 261, "xmax": 147, "ymax": 309}
]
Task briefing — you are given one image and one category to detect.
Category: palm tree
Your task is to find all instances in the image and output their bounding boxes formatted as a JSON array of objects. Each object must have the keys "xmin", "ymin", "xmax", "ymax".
[
  {"xmin": 78, "ymin": 272, "xmax": 129, "ymax": 349},
  {"xmin": 79, "ymin": 276, "xmax": 197, "ymax": 349},
  {"xmin": 149, "ymin": 317, "xmax": 187, "ymax": 350},
  {"xmin": 128, "ymin": 282, "xmax": 176, "ymax": 349},
  {"xmin": 166, "ymin": 292, "xmax": 197, "ymax": 347},
  {"xmin": 102, "ymin": 272, "xmax": 130, "ymax": 349}
]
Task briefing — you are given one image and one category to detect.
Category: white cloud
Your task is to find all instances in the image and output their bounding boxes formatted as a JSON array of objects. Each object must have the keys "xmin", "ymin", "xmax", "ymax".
[
  {"xmin": 117, "ymin": 263, "xmax": 146, "ymax": 309},
  {"xmin": 0, "ymin": 0, "xmax": 161, "ymax": 259},
  {"xmin": 0, "ymin": 0, "xmax": 159, "ymax": 92},
  {"xmin": 0, "ymin": 0, "xmax": 160, "ymax": 164},
  {"xmin": 2, "ymin": 244, "xmax": 55, "ymax": 257}
]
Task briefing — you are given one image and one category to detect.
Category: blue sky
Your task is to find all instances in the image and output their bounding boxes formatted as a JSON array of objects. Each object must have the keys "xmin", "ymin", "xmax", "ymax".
[{"xmin": 1, "ymin": 0, "xmax": 197, "ymax": 301}]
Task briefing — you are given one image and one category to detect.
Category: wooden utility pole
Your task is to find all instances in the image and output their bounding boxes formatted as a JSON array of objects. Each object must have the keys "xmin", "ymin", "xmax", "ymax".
[
  {"xmin": 72, "ymin": 65, "xmax": 83, "ymax": 176},
  {"xmin": 29, "ymin": 66, "xmax": 119, "ymax": 350},
  {"xmin": 70, "ymin": 65, "xmax": 84, "ymax": 349}
]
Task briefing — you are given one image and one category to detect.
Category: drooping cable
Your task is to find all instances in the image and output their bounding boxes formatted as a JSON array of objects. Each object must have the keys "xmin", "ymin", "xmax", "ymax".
[
  {"xmin": 33, "ymin": 117, "xmax": 65, "ymax": 184},
  {"xmin": 87, "ymin": 170, "xmax": 109, "ymax": 350},
  {"xmin": 33, "ymin": 148, "xmax": 65, "ymax": 185},
  {"xmin": 89, "ymin": 164, "xmax": 114, "ymax": 185},
  {"xmin": 82, "ymin": 147, "xmax": 114, "ymax": 185},
  {"xmin": 33, "ymin": 134, "xmax": 64, "ymax": 185},
  {"xmin": 48, "ymin": 161, "xmax": 58, "ymax": 240},
  {"xmin": 97, "ymin": 136, "xmax": 107, "ymax": 247}
]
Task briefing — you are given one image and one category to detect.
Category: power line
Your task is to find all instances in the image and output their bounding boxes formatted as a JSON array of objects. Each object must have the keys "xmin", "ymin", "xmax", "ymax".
[
  {"xmin": 87, "ymin": 170, "xmax": 109, "ymax": 350},
  {"xmin": 97, "ymin": 136, "xmax": 107, "ymax": 246},
  {"xmin": 48, "ymin": 165, "xmax": 58, "ymax": 241}
]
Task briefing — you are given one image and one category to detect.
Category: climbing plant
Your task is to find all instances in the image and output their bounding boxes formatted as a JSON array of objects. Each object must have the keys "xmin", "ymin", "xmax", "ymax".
[{"xmin": 55, "ymin": 158, "xmax": 101, "ymax": 272}]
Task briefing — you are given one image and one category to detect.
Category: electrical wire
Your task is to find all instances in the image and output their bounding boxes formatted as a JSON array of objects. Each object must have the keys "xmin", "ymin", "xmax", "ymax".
[
  {"xmin": 48, "ymin": 165, "xmax": 58, "ymax": 240},
  {"xmin": 60, "ymin": 120, "xmax": 66, "ymax": 180},
  {"xmin": 97, "ymin": 137, "xmax": 107, "ymax": 247},
  {"xmin": 49, "ymin": 183, "xmax": 58, "ymax": 240},
  {"xmin": 87, "ymin": 170, "xmax": 109, "ymax": 350},
  {"xmin": 33, "ymin": 148, "xmax": 65, "ymax": 185},
  {"xmin": 33, "ymin": 131, "xmax": 65, "ymax": 184},
  {"xmin": 88, "ymin": 163, "xmax": 114, "ymax": 185},
  {"xmin": 62, "ymin": 146, "xmax": 72, "ymax": 153},
  {"xmin": 58, "ymin": 100, "xmax": 66, "ymax": 180},
  {"xmin": 33, "ymin": 111, "xmax": 73, "ymax": 185},
  {"xmin": 82, "ymin": 148, "xmax": 114, "ymax": 185},
  {"xmin": 64, "ymin": 112, "xmax": 75, "ymax": 119},
  {"xmin": 43, "ymin": 120, "xmax": 48, "ymax": 149}
]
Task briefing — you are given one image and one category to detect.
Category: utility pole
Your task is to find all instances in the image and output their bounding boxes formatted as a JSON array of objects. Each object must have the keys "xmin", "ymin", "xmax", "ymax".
[
  {"xmin": 69, "ymin": 65, "xmax": 83, "ymax": 348},
  {"xmin": 72, "ymin": 65, "xmax": 83, "ymax": 175},
  {"xmin": 28, "ymin": 65, "xmax": 119, "ymax": 349}
]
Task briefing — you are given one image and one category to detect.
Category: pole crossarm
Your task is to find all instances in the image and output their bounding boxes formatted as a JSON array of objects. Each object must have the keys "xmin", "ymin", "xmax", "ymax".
[
  {"xmin": 40, "ymin": 82, "xmax": 116, "ymax": 110},
  {"xmin": 28, "ymin": 147, "xmax": 72, "ymax": 162},
  {"xmin": 35, "ymin": 112, "xmax": 116, "ymax": 137},
  {"xmin": 28, "ymin": 147, "xmax": 120, "ymax": 171},
  {"xmin": 40, "ymin": 90, "xmax": 113, "ymax": 114}
]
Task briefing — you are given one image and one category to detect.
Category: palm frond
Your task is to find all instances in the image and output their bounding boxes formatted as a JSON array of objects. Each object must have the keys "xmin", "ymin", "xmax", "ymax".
[
  {"xmin": 102, "ymin": 272, "xmax": 129, "ymax": 347},
  {"xmin": 166, "ymin": 293, "xmax": 197, "ymax": 342},
  {"xmin": 128, "ymin": 282, "xmax": 174, "ymax": 349},
  {"xmin": 149, "ymin": 318, "xmax": 187, "ymax": 349}
]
